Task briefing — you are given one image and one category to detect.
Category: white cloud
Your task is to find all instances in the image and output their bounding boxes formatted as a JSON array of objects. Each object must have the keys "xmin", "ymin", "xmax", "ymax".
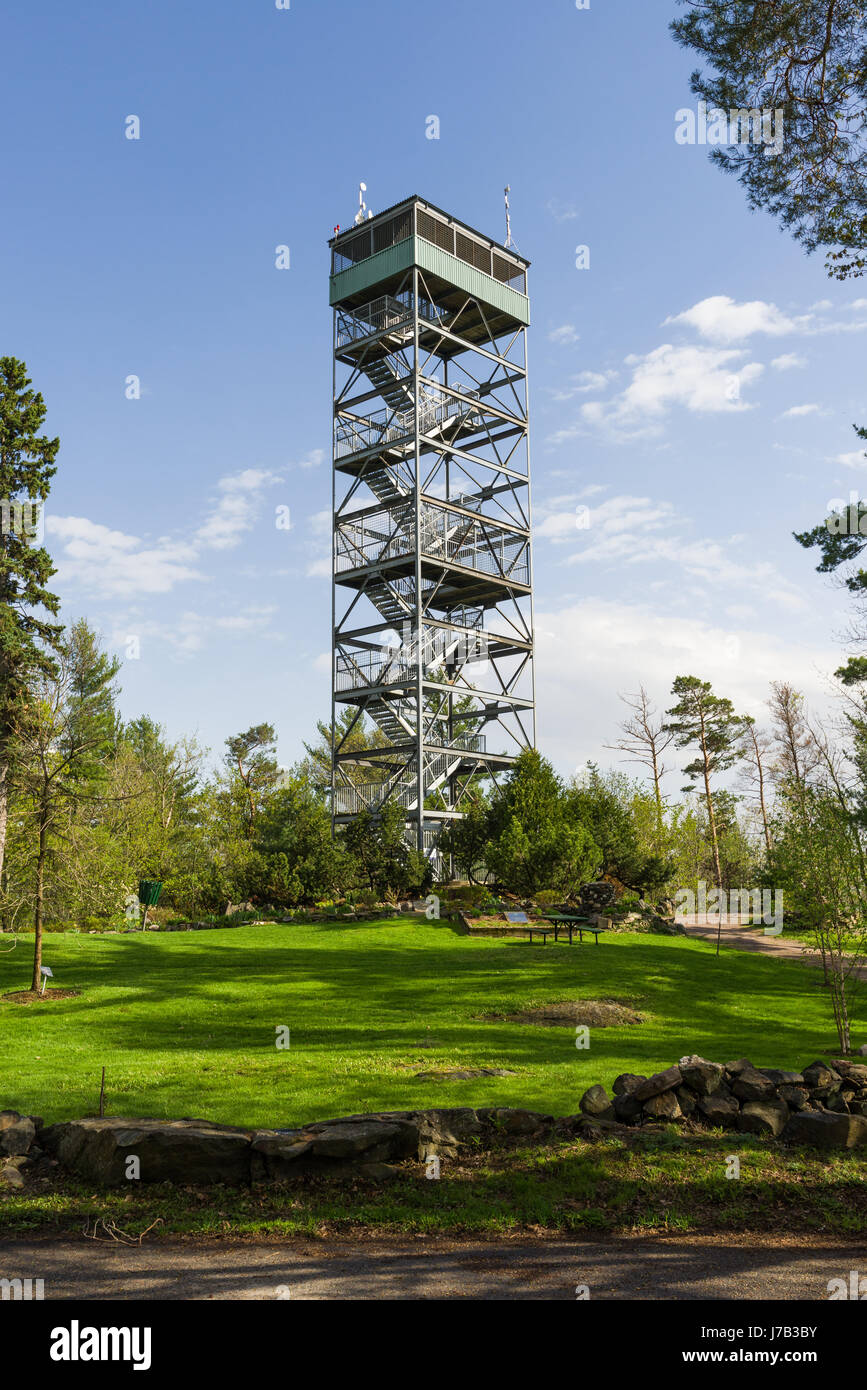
[
  {"xmin": 194, "ymin": 468, "xmax": 284, "ymax": 551},
  {"xmin": 834, "ymin": 450, "xmax": 867, "ymax": 470},
  {"xmin": 771, "ymin": 353, "xmax": 807, "ymax": 371},
  {"xmin": 534, "ymin": 598, "xmax": 836, "ymax": 775},
  {"xmin": 548, "ymin": 324, "xmax": 579, "ymax": 345},
  {"xmin": 296, "ymin": 449, "xmax": 325, "ymax": 470},
  {"xmin": 545, "ymin": 198, "xmax": 579, "ymax": 223},
  {"xmin": 781, "ymin": 403, "xmax": 821, "ymax": 418},
  {"xmin": 46, "ymin": 516, "xmax": 204, "ymax": 598},
  {"xmin": 549, "ymin": 344, "xmax": 763, "ymax": 443},
  {"xmin": 549, "ymin": 369, "xmax": 617, "ymax": 401},
  {"xmin": 664, "ymin": 296, "xmax": 805, "ymax": 344}
]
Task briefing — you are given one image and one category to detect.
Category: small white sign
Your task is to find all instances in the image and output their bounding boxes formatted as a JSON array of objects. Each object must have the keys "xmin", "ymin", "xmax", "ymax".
[{"xmin": 40, "ymin": 966, "xmax": 53, "ymax": 978}]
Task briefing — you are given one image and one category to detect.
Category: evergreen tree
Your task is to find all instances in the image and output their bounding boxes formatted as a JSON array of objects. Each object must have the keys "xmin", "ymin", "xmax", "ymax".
[
  {"xmin": 671, "ymin": 1, "xmax": 867, "ymax": 278},
  {"xmin": 0, "ymin": 358, "xmax": 62, "ymax": 890}
]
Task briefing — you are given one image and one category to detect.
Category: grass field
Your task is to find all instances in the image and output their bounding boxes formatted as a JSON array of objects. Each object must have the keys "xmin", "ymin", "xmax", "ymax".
[{"xmin": 0, "ymin": 916, "xmax": 858, "ymax": 1129}]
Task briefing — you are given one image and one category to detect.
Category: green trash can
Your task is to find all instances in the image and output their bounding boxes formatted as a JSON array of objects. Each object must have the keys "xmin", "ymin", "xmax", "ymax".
[{"xmin": 138, "ymin": 880, "xmax": 163, "ymax": 930}]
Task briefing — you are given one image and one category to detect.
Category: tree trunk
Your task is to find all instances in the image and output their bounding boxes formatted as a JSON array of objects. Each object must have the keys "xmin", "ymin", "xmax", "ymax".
[
  {"xmin": 699, "ymin": 717, "xmax": 724, "ymax": 957},
  {"xmin": 0, "ymin": 754, "xmax": 8, "ymax": 891},
  {"xmin": 30, "ymin": 805, "xmax": 48, "ymax": 992}
]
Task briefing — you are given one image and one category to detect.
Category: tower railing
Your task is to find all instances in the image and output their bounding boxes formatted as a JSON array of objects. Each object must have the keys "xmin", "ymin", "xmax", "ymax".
[{"xmin": 335, "ymin": 502, "xmax": 529, "ymax": 584}]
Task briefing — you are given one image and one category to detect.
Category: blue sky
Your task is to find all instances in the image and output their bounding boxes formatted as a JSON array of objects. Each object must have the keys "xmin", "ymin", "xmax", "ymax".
[{"xmin": 2, "ymin": 0, "xmax": 863, "ymax": 785}]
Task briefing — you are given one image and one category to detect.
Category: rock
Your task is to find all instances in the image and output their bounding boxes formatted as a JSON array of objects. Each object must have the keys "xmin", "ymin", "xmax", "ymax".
[
  {"xmin": 358, "ymin": 1162, "xmax": 401, "ymax": 1181},
  {"xmin": 826, "ymin": 1092, "xmax": 850, "ymax": 1114},
  {"xmin": 613, "ymin": 1092, "xmax": 644, "ymax": 1124},
  {"xmin": 413, "ymin": 1108, "xmax": 483, "ymax": 1159},
  {"xmin": 848, "ymin": 1097, "xmax": 867, "ymax": 1118},
  {"xmin": 737, "ymin": 1100, "xmax": 789, "ymax": 1137},
  {"xmin": 781, "ymin": 1109, "xmax": 867, "ymax": 1150},
  {"xmin": 250, "ymin": 1134, "xmax": 315, "ymax": 1181},
  {"xmin": 679, "ymin": 1059, "xmax": 724, "ymax": 1096},
  {"xmin": 643, "ymin": 1091, "xmax": 682, "ymax": 1121},
  {"xmin": 725, "ymin": 1058, "xmax": 755, "ymax": 1076},
  {"xmin": 0, "ymin": 1111, "xmax": 22, "ymax": 1131},
  {"xmin": 697, "ymin": 1094, "xmax": 740, "ymax": 1127},
  {"xmin": 778, "ymin": 1084, "xmax": 811, "ymax": 1111},
  {"xmin": 0, "ymin": 1117, "xmax": 36, "ymax": 1156},
  {"xmin": 832, "ymin": 1064, "xmax": 867, "ymax": 1087},
  {"xmin": 483, "ymin": 1108, "xmax": 552, "ymax": 1135},
  {"xmin": 0, "ymin": 1164, "xmax": 25, "ymax": 1188},
  {"xmin": 579, "ymin": 1085, "xmax": 615, "ymax": 1119},
  {"xmin": 305, "ymin": 1118, "xmax": 418, "ymax": 1163},
  {"xmin": 612, "ymin": 1073, "xmax": 646, "ymax": 1096},
  {"xmin": 675, "ymin": 1085, "xmax": 698, "ymax": 1117},
  {"xmin": 759, "ymin": 1070, "xmax": 805, "ymax": 1086},
  {"xmin": 41, "ymin": 1117, "xmax": 253, "ymax": 1186},
  {"xmin": 632, "ymin": 1065, "xmax": 683, "ymax": 1102},
  {"xmin": 731, "ymin": 1067, "xmax": 776, "ymax": 1102},
  {"xmin": 857, "ymin": 1045, "xmax": 867, "ymax": 1057},
  {"xmin": 802, "ymin": 1061, "xmax": 841, "ymax": 1094}
]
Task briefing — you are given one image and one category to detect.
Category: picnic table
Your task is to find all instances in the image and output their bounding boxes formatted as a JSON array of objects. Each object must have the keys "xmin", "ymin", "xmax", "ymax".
[
  {"xmin": 541, "ymin": 912, "xmax": 606, "ymax": 945},
  {"xmin": 499, "ymin": 910, "xmax": 556, "ymax": 944}
]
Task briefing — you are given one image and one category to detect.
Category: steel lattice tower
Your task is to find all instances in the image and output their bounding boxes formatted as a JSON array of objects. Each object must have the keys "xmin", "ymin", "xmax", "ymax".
[{"xmin": 329, "ymin": 196, "xmax": 535, "ymax": 864}]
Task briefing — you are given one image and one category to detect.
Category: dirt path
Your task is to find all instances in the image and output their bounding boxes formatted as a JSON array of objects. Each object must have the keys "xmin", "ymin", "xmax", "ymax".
[
  {"xmin": 678, "ymin": 919, "xmax": 867, "ymax": 984},
  {"xmin": 1, "ymin": 1234, "xmax": 863, "ymax": 1300}
]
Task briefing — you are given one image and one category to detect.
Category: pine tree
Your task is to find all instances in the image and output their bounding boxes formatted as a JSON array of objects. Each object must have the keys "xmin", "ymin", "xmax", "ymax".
[
  {"xmin": 0, "ymin": 358, "xmax": 62, "ymax": 892},
  {"xmin": 664, "ymin": 676, "xmax": 745, "ymax": 954}
]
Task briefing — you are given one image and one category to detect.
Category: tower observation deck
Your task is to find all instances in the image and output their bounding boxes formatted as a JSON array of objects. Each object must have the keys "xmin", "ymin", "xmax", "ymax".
[{"xmin": 328, "ymin": 195, "xmax": 536, "ymax": 863}]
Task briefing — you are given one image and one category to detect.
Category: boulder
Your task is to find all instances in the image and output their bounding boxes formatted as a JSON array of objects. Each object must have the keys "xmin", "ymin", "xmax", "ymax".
[
  {"xmin": 0, "ymin": 1111, "xmax": 23, "ymax": 1131},
  {"xmin": 40, "ymin": 1117, "xmax": 253, "ymax": 1186},
  {"xmin": 697, "ymin": 1094, "xmax": 740, "ymax": 1127},
  {"xmin": 482, "ymin": 1109, "xmax": 552, "ymax": 1135},
  {"xmin": 675, "ymin": 1086, "xmax": 699, "ymax": 1117},
  {"xmin": 802, "ymin": 1061, "xmax": 841, "ymax": 1094},
  {"xmin": 731, "ymin": 1067, "xmax": 776, "ymax": 1102},
  {"xmin": 781, "ymin": 1109, "xmax": 867, "ymax": 1150},
  {"xmin": 737, "ymin": 1100, "xmax": 789, "ymax": 1137},
  {"xmin": 305, "ymin": 1117, "xmax": 418, "ymax": 1163},
  {"xmin": 632, "ymin": 1065, "xmax": 682, "ymax": 1101},
  {"xmin": 0, "ymin": 1164, "xmax": 25, "ymax": 1188},
  {"xmin": 825, "ymin": 1092, "xmax": 850, "ymax": 1114},
  {"xmin": 250, "ymin": 1133, "xmax": 315, "ymax": 1181},
  {"xmin": 579, "ymin": 1085, "xmax": 615, "ymax": 1119},
  {"xmin": 612, "ymin": 1073, "xmax": 646, "ymax": 1096},
  {"xmin": 613, "ymin": 1092, "xmax": 644, "ymax": 1124},
  {"xmin": 725, "ymin": 1058, "xmax": 755, "ymax": 1076},
  {"xmin": 643, "ymin": 1091, "xmax": 682, "ymax": 1122},
  {"xmin": 778, "ymin": 1084, "xmax": 811, "ymax": 1111},
  {"xmin": 0, "ymin": 1117, "xmax": 36, "ymax": 1156},
  {"xmin": 832, "ymin": 1064, "xmax": 867, "ymax": 1087},
  {"xmin": 678, "ymin": 1058, "xmax": 724, "ymax": 1096},
  {"xmin": 759, "ymin": 1070, "xmax": 805, "ymax": 1086},
  {"xmin": 412, "ymin": 1108, "xmax": 483, "ymax": 1159}
]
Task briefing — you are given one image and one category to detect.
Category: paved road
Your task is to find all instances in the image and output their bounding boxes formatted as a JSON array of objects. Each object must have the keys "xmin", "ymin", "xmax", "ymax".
[{"xmin": 1, "ymin": 1235, "xmax": 862, "ymax": 1300}]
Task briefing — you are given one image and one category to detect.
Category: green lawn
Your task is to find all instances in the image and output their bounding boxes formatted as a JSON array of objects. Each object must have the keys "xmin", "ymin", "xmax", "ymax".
[{"xmin": 0, "ymin": 917, "xmax": 858, "ymax": 1129}]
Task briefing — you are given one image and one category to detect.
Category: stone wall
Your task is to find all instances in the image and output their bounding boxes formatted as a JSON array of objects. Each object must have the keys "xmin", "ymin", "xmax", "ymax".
[
  {"xmin": 2, "ymin": 1054, "xmax": 866, "ymax": 1190},
  {"xmin": 579, "ymin": 1054, "xmax": 867, "ymax": 1148}
]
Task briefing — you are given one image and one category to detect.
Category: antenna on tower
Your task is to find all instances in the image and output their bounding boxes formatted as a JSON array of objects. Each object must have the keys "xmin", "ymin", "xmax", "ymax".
[
  {"xmin": 355, "ymin": 182, "xmax": 372, "ymax": 226},
  {"xmin": 504, "ymin": 185, "xmax": 515, "ymax": 249}
]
